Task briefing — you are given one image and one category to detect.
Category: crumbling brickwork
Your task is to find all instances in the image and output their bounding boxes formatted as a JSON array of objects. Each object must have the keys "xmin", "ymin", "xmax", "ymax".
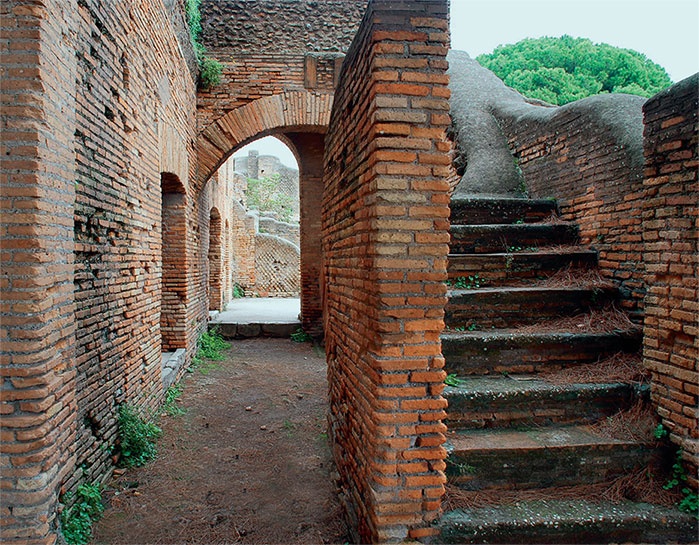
[
  {"xmin": 322, "ymin": 0, "xmax": 451, "ymax": 540},
  {"xmin": 642, "ymin": 75, "xmax": 698, "ymax": 486},
  {"xmin": 501, "ymin": 96, "xmax": 648, "ymax": 319}
]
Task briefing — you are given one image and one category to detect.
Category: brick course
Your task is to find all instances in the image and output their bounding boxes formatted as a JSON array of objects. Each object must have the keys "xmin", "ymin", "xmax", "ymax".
[
  {"xmin": 322, "ymin": 1, "xmax": 450, "ymax": 541},
  {"xmin": 642, "ymin": 75, "xmax": 698, "ymax": 487}
]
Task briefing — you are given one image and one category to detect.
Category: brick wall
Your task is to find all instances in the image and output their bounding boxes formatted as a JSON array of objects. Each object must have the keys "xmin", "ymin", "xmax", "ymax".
[
  {"xmin": 71, "ymin": 0, "xmax": 203, "ymax": 500},
  {"xmin": 642, "ymin": 74, "xmax": 698, "ymax": 487},
  {"xmin": 2, "ymin": 0, "xmax": 205, "ymax": 542},
  {"xmin": 322, "ymin": 0, "xmax": 451, "ymax": 540},
  {"xmin": 499, "ymin": 95, "xmax": 648, "ymax": 319},
  {"xmin": 197, "ymin": 0, "xmax": 367, "ymax": 131},
  {"xmin": 1, "ymin": 2, "xmax": 79, "ymax": 542}
]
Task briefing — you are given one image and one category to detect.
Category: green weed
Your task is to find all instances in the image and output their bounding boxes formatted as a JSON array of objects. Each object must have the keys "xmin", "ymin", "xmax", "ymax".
[
  {"xmin": 116, "ymin": 405, "xmax": 161, "ymax": 468},
  {"xmin": 197, "ymin": 327, "xmax": 230, "ymax": 361},
  {"xmin": 185, "ymin": 0, "xmax": 222, "ymax": 89},
  {"xmin": 60, "ymin": 482, "xmax": 104, "ymax": 545},
  {"xmin": 291, "ymin": 328, "xmax": 312, "ymax": 343},
  {"xmin": 232, "ymin": 284, "xmax": 245, "ymax": 298},
  {"xmin": 444, "ymin": 374, "xmax": 464, "ymax": 387},
  {"xmin": 446, "ymin": 459, "xmax": 476, "ymax": 476},
  {"xmin": 447, "ymin": 274, "xmax": 486, "ymax": 290},
  {"xmin": 663, "ymin": 448, "xmax": 698, "ymax": 514},
  {"xmin": 162, "ymin": 384, "xmax": 186, "ymax": 416},
  {"xmin": 653, "ymin": 423, "xmax": 668, "ymax": 439}
]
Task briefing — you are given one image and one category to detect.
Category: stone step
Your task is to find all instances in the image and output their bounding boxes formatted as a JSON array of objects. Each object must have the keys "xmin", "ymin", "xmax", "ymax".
[
  {"xmin": 447, "ymin": 249, "xmax": 598, "ymax": 285},
  {"xmin": 445, "ymin": 286, "xmax": 617, "ymax": 328},
  {"xmin": 210, "ymin": 321, "xmax": 300, "ymax": 339},
  {"xmin": 441, "ymin": 330, "xmax": 641, "ymax": 376},
  {"xmin": 437, "ymin": 499, "xmax": 697, "ymax": 544},
  {"xmin": 450, "ymin": 196, "xmax": 558, "ymax": 225},
  {"xmin": 444, "ymin": 375, "xmax": 645, "ymax": 430},
  {"xmin": 450, "ymin": 224, "xmax": 579, "ymax": 254},
  {"xmin": 445, "ymin": 426, "xmax": 653, "ymax": 490}
]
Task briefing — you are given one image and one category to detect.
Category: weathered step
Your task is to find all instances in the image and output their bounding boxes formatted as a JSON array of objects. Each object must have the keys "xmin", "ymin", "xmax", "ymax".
[
  {"xmin": 450, "ymin": 224, "xmax": 579, "ymax": 254},
  {"xmin": 441, "ymin": 330, "xmax": 641, "ymax": 375},
  {"xmin": 437, "ymin": 499, "xmax": 697, "ymax": 544},
  {"xmin": 447, "ymin": 249, "xmax": 598, "ymax": 284},
  {"xmin": 445, "ymin": 426, "xmax": 653, "ymax": 490},
  {"xmin": 445, "ymin": 286, "xmax": 617, "ymax": 328},
  {"xmin": 450, "ymin": 196, "xmax": 558, "ymax": 225},
  {"xmin": 444, "ymin": 376, "xmax": 645, "ymax": 430}
]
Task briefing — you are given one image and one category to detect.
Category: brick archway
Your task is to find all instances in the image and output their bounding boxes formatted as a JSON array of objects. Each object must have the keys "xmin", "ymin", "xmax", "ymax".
[
  {"xmin": 197, "ymin": 90, "xmax": 333, "ymax": 335},
  {"xmin": 196, "ymin": 90, "xmax": 333, "ymax": 187}
]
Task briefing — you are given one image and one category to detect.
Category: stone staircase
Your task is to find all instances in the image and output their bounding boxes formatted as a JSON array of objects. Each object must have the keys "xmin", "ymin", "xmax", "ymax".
[{"xmin": 436, "ymin": 196, "xmax": 697, "ymax": 543}]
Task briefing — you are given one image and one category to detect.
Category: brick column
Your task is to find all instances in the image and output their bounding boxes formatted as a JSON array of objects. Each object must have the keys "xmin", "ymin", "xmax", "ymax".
[
  {"xmin": 322, "ymin": 0, "xmax": 451, "ymax": 541},
  {"xmin": 1, "ymin": 1, "xmax": 78, "ymax": 542},
  {"xmin": 286, "ymin": 132, "xmax": 325, "ymax": 337}
]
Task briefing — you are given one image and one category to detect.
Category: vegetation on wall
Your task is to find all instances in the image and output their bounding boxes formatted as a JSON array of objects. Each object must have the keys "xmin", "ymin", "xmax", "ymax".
[
  {"xmin": 60, "ymin": 482, "xmax": 104, "ymax": 545},
  {"xmin": 246, "ymin": 174, "xmax": 295, "ymax": 223},
  {"xmin": 116, "ymin": 405, "xmax": 162, "ymax": 468},
  {"xmin": 476, "ymin": 35, "xmax": 672, "ymax": 105},
  {"xmin": 185, "ymin": 0, "xmax": 223, "ymax": 89}
]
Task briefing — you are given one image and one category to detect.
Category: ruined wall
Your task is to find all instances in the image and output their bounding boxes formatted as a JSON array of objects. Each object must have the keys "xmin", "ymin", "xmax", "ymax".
[
  {"xmin": 642, "ymin": 75, "xmax": 698, "ymax": 486},
  {"xmin": 500, "ymin": 96, "xmax": 648, "ymax": 319},
  {"xmin": 1, "ymin": 0, "xmax": 203, "ymax": 542},
  {"xmin": 197, "ymin": 0, "xmax": 367, "ymax": 130},
  {"xmin": 322, "ymin": 0, "xmax": 451, "ymax": 540}
]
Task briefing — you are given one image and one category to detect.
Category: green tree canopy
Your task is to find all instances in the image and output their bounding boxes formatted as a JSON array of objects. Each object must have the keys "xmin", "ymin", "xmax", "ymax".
[
  {"xmin": 476, "ymin": 35, "xmax": 672, "ymax": 105},
  {"xmin": 245, "ymin": 174, "xmax": 295, "ymax": 223}
]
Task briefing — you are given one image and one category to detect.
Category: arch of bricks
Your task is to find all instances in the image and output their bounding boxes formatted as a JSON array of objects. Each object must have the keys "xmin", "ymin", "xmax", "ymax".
[
  {"xmin": 197, "ymin": 90, "xmax": 334, "ymax": 335},
  {"xmin": 196, "ymin": 90, "xmax": 333, "ymax": 185}
]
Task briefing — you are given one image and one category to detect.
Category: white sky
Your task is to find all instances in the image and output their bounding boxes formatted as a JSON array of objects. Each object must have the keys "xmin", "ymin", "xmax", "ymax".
[{"xmin": 235, "ymin": 0, "xmax": 698, "ymax": 168}]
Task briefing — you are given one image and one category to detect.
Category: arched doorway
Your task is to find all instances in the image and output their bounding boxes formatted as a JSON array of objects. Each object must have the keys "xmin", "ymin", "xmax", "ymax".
[
  {"xmin": 196, "ymin": 91, "xmax": 331, "ymax": 336},
  {"xmin": 208, "ymin": 207, "xmax": 223, "ymax": 311},
  {"xmin": 161, "ymin": 172, "xmax": 188, "ymax": 350}
]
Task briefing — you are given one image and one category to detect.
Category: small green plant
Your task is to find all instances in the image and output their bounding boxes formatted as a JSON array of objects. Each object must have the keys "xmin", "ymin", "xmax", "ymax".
[
  {"xmin": 653, "ymin": 423, "xmax": 668, "ymax": 440},
  {"xmin": 450, "ymin": 274, "xmax": 486, "ymax": 290},
  {"xmin": 662, "ymin": 448, "xmax": 698, "ymax": 514},
  {"xmin": 446, "ymin": 459, "xmax": 476, "ymax": 476},
  {"xmin": 117, "ymin": 404, "xmax": 161, "ymax": 468},
  {"xmin": 467, "ymin": 322, "xmax": 479, "ymax": 331},
  {"xmin": 200, "ymin": 56, "xmax": 223, "ymax": 88},
  {"xmin": 162, "ymin": 384, "xmax": 186, "ymax": 416},
  {"xmin": 283, "ymin": 419, "xmax": 296, "ymax": 437},
  {"xmin": 60, "ymin": 482, "xmax": 104, "ymax": 545},
  {"xmin": 232, "ymin": 284, "xmax": 245, "ymax": 298},
  {"xmin": 291, "ymin": 328, "xmax": 312, "ymax": 343},
  {"xmin": 444, "ymin": 374, "xmax": 464, "ymax": 387},
  {"xmin": 506, "ymin": 245, "xmax": 537, "ymax": 253},
  {"xmin": 197, "ymin": 327, "xmax": 230, "ymax": 360},
  {"xmin": 678, "ymin": 490, "xmax": 698, "ymax": 514}
]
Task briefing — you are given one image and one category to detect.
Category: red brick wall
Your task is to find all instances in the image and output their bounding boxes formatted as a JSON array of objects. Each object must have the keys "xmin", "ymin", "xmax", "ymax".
[
  {"xmin": 642, "ymin": 75, "xmax": 698, "ymax": 487},
  {"xmin": 322, "ymin": 1, "xmax": 451, "ymax": 541},
  {"xmin": 71, "ymin": 0, "xmax": 203, "ymax": 499},
  {"xmin": 501, "ymin": 96, "xmax": 648, "ymax": 319},
  {"xmin": 2, "ymin": 0, "xmax": 205, "ymax": 542},
  {"xmin": 1, "ymin": 2, "xmax": 79, "ymax": 542}
]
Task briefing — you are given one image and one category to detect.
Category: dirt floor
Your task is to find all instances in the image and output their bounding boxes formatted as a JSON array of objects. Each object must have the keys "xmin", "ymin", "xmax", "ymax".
[{"xmin": 92, "ymin": 338, "xmax": 349, "ymax": 545}]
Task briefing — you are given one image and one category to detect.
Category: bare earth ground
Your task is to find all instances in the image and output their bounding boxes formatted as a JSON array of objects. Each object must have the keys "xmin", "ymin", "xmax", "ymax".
[{"xmin": 93, "ymin": 338, "xmax": 349, "ymax": 545}]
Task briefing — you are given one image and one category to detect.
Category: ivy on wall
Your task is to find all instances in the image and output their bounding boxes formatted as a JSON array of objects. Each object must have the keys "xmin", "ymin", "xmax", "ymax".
[{"xmin": 185, "ymin": 0, "xmax": 223, "ymax": 89}]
